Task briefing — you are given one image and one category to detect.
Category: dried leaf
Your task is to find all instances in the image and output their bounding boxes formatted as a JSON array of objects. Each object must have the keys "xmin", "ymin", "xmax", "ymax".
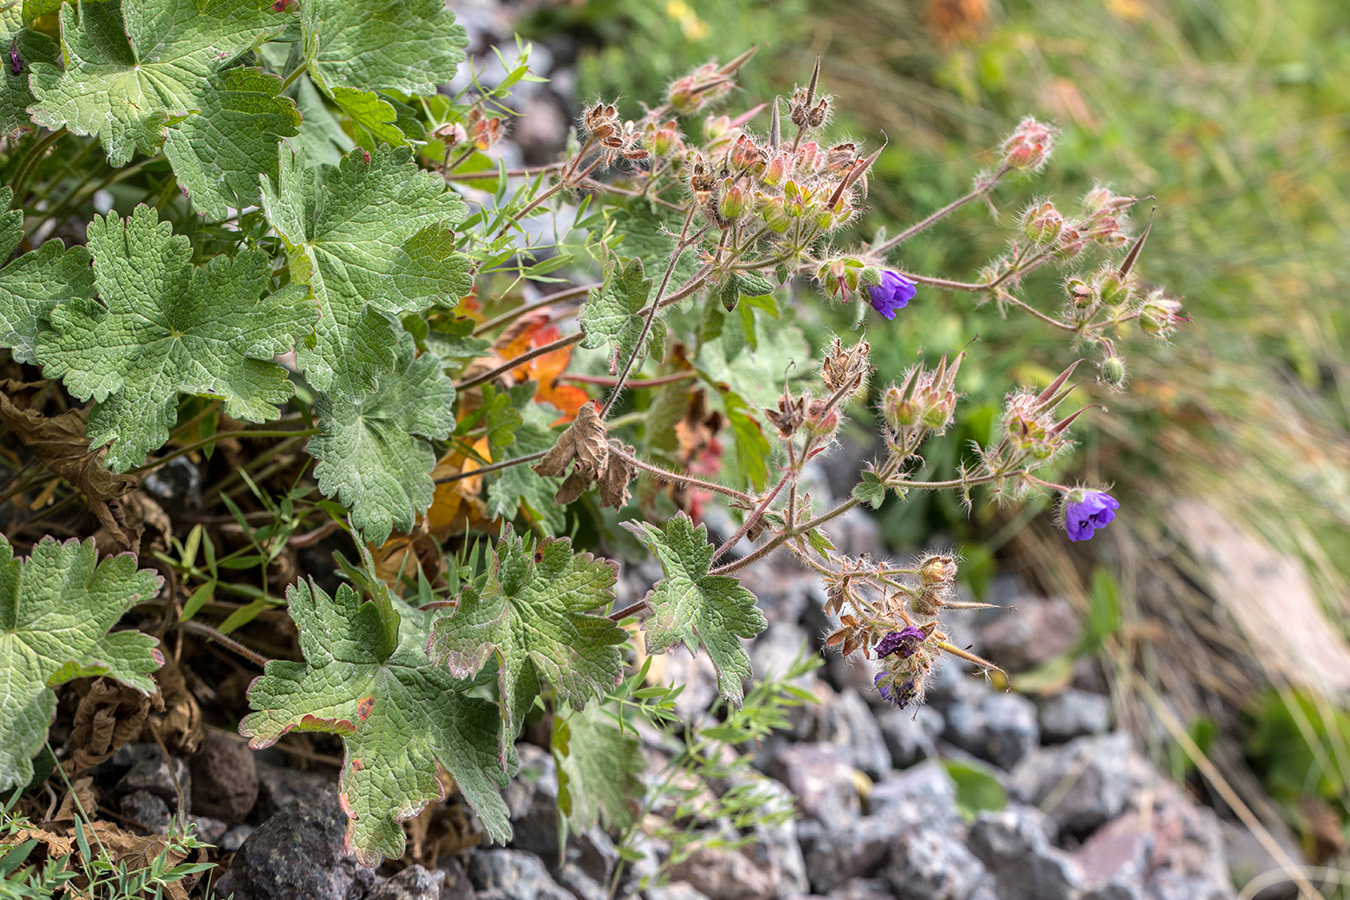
[
  {"xmin": 0, "ymin": 380, "xmax": 137, "ymax": 544},
  {"xmin": 145, "ymin": 656, "xmax": 202, "ymax": 757},
  {"xmin": 65, "ymin": 678, "xmax": 154, "ymax": 772},
  {"xmin": 534, "ymin": 402, "xmax": 608, "ymax": 481}
]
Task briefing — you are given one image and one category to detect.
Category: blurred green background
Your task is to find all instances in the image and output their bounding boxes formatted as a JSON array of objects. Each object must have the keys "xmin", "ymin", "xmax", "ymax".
[{"xmin": 524, "ymin": 0, "xmax": 1350, "ymax": 885}]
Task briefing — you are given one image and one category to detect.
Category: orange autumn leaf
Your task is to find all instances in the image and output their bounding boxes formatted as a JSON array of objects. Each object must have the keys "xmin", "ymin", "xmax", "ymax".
[
  {"xmin": 490, "ymin": 310, "xmax": 590, "ymax": 422},
  {"xmin": 372, "ymin": 439, "xmax": 495, "ymax": 588}
]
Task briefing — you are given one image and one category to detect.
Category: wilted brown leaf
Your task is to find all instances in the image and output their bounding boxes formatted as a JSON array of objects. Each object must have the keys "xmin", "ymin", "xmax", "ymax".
[
  {"xmin": 65, "ymin": 679, "xmax": 156, "ymax": 773},
  {"xmin": 0, "ymin": 380, "xmax": 138, "ymax": 545}
]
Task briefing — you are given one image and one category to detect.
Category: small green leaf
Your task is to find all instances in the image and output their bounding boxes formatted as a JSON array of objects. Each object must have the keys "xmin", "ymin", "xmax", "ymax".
[
  {"xmin": 943, "ymin": 759, "xmax": 1008, "ymax": 823},
  {"xmin": 37, "ymin": 205, "xmax": 316, "ymax": 471},
  {"xmin": 852, "ymin": 471, "xmax": 886, "ymax": 510},
  {"xmin": 428, "ymin": 526, "xmax": 625, "ymax": 753},
  {"xmin": 579, "ymin": 255, "xmax": 654, "ymax": 372},
  {"xmin": 625, "ymin": 513, "xmax": 767, "ymax": 705},
  {"xmin": 331, "ymin": 86, "xmax": 408, "ymax": 147},
  {"xmin": 241, "ymin": 580, "xmax": 511, "ymax": 866},
  {"xmin": 309, "ymin": 334, "xmax": 456, "ymax": 545},
  {"xmin": 0, "ymin": 534, "xmax": 163, "ymax": 791}
]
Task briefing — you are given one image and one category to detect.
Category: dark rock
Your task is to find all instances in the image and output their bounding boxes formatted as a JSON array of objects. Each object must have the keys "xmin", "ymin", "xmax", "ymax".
[
  {"xmin": 797, "ymin": 816, "xmax": 895, "ymax": 894},
  {"xmin": 119, "ymin": 790, "xmax": 171, "ymax": 833},
  {"xmin": 437, "ymin": 856, "xmax": 475, "ymax": 900},
  {"xmin": 220, "ymin": 824, "xmax": 254, "ymax": 853},
  {"xmin": 875, "ymin": 705, "xmax": 945, "ymax": 768},
  {"xmin": 190, "ymin": 730, "xmax": 259, "ymax": 823},
  {"xmin": 749, "ymin": 622, "xmax": 819, "ymax": 688},
  {"xmin": 116, "ymin": 754, "xmax": 191, "ymax": 811},
  {"xmin": 924, "ymin": 664, "xmax": 989, "ymax": 711},
  {"xmin": 469, "ymin": 849, "xmax": 573, "ymax": 900},
  {"xmin": 189, "ymin": 815, "xmax": 228, "ymax": 844},
  {"xmin": 943, "ymin": 690, "xmax": 1039, "ymax": 771},
  {"xmin": 554, "ymin": 862, "xmax": 607, "ymax": 900},
  {"xmin": 884, "ymin": 825, "xmax": 987, "ymax": 900},
  {"xmin": 975, "ymin": 595, "xmax": 1082, "ymax": 673},
  {"xmin": 767, "ymin": 744, "xmax": 861, "ymax": 830},
  {"xmin": 739, "ymin": 777, "xmax": 809, "ymax": 895},
  {"xmin": 967, "ymin": 806, "xmax": 1085, "ymax": 900},
  {"xmin": 253, "ymin": 761, "xmax": 334, "ymax": 821},
  {"xmin": 796, "ymin": 761, "xmax": 961, "ymax": 894},
  {"xmin": 573, "ymin": 825, "xmax": 621, "ymax": 885},
  {"xmin": 502, "ymin": 743, "xmax": 559, "ymax": 862},
  {"xmin": 1009, "ymin": 733, "xmax": 1145, "ymax": 839},
  {"xmin": 212, "ymin": 786, "xmax": 375, "ymax": 900},
  {"xmin": 812, "ymin": 688, "xmax": 892, "ymax": 778},
  {"xmin": 141, "ymin": 456, "xmax": 202, "ymax": 508},
  {"xmin": 1038, "ymin": 690, "xmax": 1111, "ymax": 743},
  {"xmin": 367, "ymin": 865, "xmax": 445, "ymax": 900},
  {"xmin": 866, "ymin": 761, "xmax": 960, "ymax": 829}
]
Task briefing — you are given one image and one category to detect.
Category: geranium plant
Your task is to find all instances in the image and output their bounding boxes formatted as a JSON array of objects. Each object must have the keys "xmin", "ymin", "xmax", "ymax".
[{"xmin": 0, "ymin": 0, "xmax": 1181, "ymax": 870}]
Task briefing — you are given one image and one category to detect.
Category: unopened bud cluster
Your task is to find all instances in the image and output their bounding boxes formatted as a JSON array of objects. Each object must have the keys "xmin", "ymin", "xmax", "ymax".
[{"xmin": 882, "ymin": 354, "xmax": 963, "ymax": 452}]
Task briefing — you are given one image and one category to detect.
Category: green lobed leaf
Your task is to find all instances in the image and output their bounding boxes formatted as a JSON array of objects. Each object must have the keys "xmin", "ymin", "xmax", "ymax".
[
  {"xmin": 330, "ymin": 86, "xmax": 408, "ymax": 147},
  {"xmin": 301, "ymin": 0, "xmax": 468, "ymax": 98},
  {"xmin": 852, "ymin": 470, "xmax": 886, "ymax": 510},
  {"xmin": 260, "ymin": 145, "xmax": 471, "ymax": 394},
  {"xmin": 240, "ymin": 579, "xmax": 511, "ymax": 865},
  {"xmin": 28, "ymin": 0, "xmax": 291, "ymax": 166},
  {"xmin": 0, "ymin": 534, "xmax": 163, "ymax": 791},
  {"xmin": 625, "ymin": 513, "xmax": 767, "ymax": 705},
  {"xmin": 579, "ymin": 255, "xmax": 654, "ymax": 373},
  {"xmin": 0, "ymin": 11, "xmax": 60, "ymax": 137},
  {"xmin": 36, "ymin": 205, "xmax": 316, "ymax": 471},
  {"xmin": 554, "ymin": 705, "xmax": 643, "ymax": 832},
  {"xmin": 309, "ymin": 333, "xmax": 456, "ymax": 545},
  {"xmin": 0, "ymin": 187, "xmax": 95, "ymax": 364},
  {"xmin": 162, "ymin": 67, "xmax": 301, "ymax": 219},
  {"xmin": 428, "ymin": 526, "xmax": 626, "ymax": 756}
]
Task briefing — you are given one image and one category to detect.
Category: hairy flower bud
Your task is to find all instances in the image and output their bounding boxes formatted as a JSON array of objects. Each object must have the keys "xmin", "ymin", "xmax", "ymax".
[
  {"xmin": 1065, "ymin": 277, "xmax": 1095, "ymax": 309},
  {"xmin": 1100, "ymin": 355, "xmax": 1126, "ymax": 387},
  {"xmin": 882, "ymin": 383, "xmax": 918, "ymax": 428},
  {"xmin": 1021, "ymin": 200, "xmax": 1063, "ymax": 244},
  {"xmin": 1094, "ymin": 266, "xmax": 1131, "ymax": 306},
  {"xmin": 762, "ymin": 153, "xmax": 790, "ymax": 186},
  {"xmin": 1139, "ymin": 291, "xmax": 1188, "ymax": 338},
  {"xmin": 718, "ymin": 181, "xmax": 748, "ymax": 221},
  {"xmin": 1001, "ymin": 117, "xmax": 1056, "ymax": 172}
]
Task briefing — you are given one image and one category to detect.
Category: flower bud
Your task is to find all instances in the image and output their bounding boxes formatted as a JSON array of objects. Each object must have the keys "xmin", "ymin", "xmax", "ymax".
[
  {"xmin": 718, "ymin": 181, "xmax": 748, "ymax": 221},
  {"xmin": 1054, "ymin": 227, "xmax": 1085, "ymax": 261},
  {"xmin": 1095, "ymin": 266, "xmax": 1131, "ymax": 305},
  {"xmin": 1001, "ymin": 117, "xmax": 1056, "ymax": 172},
  {"xmin": 797, "ymin": 141, "xmax": 821, "ymax": 172},
  {"xmin": 1139, "ymin": 292, "xmax": 1188, "ymax": 338},
  {"xmin": 1065, "ymin": 277, "xmax": 1095, "ymax": 308},
  {"xmin": 1021, "ymin": 201, "xmax": 1063, "ymax": 244},
  {"xmin": 882, "ymin": 384, "xmax": 918, "ymax": 428},
  {"xmin": 762, "ymin": 153, "xmax": 789, "ymax": 186},
  {"xmin": 1100, "ymin": 355, "xmax": 1126, "ymax": 386},
  {"xmin": 757, "ymin": 193, "xmax": 791, "ymax": 233},
  {"xmin": 703, "ymin": 114, "xmax": 732, "ymax": 143}
]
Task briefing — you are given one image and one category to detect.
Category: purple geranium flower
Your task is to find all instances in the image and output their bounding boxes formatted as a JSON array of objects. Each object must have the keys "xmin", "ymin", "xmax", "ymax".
[
  {"xmin": 876, "ymin": 625, "xmax": 926, "ymax": 659},
  {"xmin": 868, "ymin": 270, "xmax": 917, "ymax": 320},
  {"xmin": 1064, "ymin": 490, "xmax": 1120, "ymax": 542},
  {"xmin": 875, "ymin": 673, "xmax": 917, "ymax": 709}
]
